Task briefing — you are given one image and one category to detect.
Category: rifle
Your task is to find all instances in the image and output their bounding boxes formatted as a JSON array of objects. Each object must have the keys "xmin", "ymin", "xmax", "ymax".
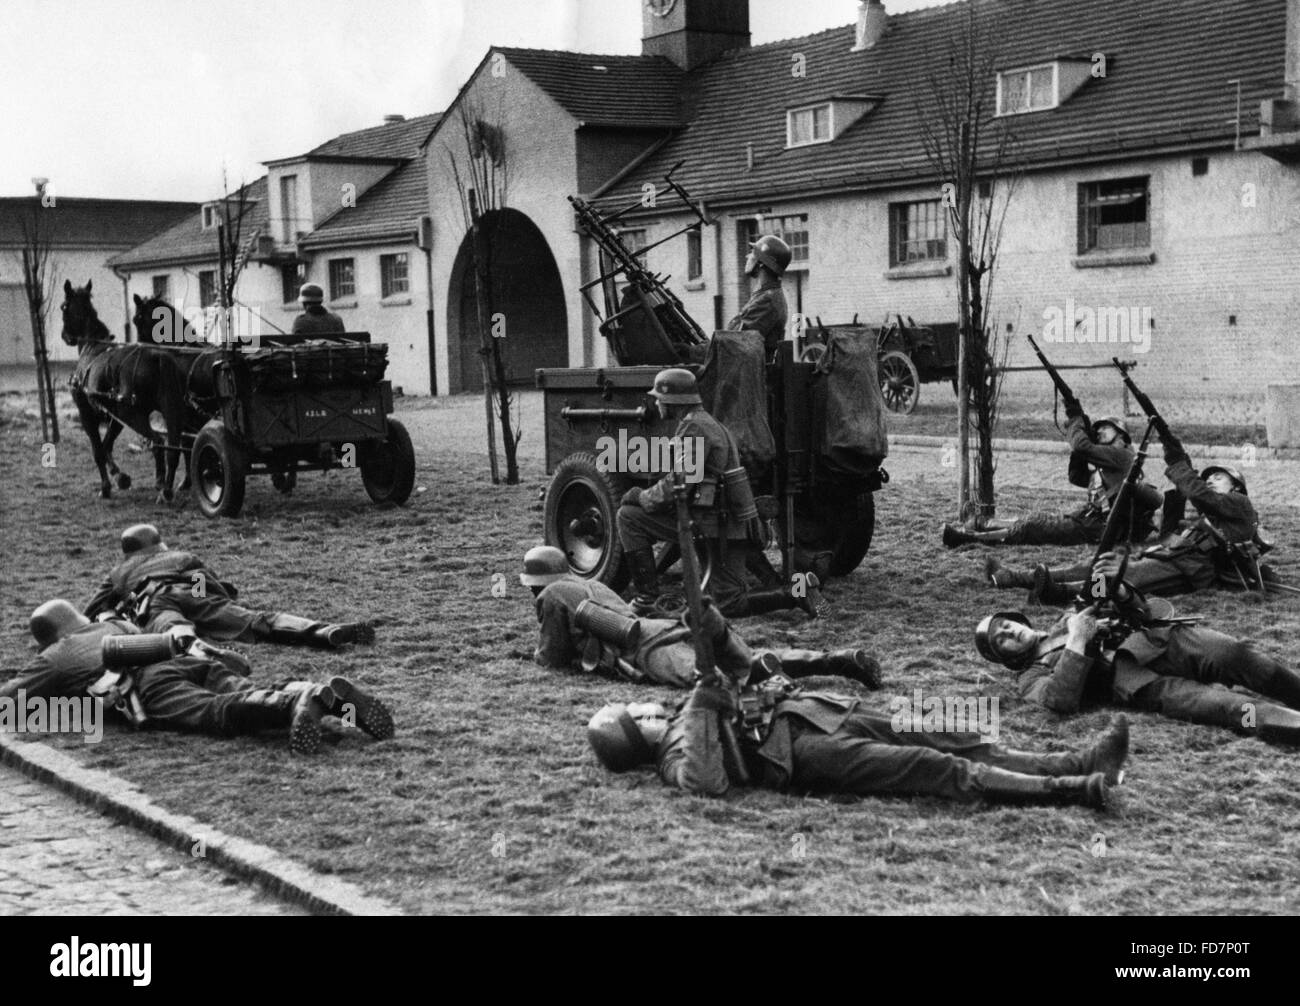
[
  {"xmin": 671, "ymin": 458, "xmax": 749, "ymax": 784},
  {"xmin": 1078, "ymin": 418, "xmax": 1157, "ymax": 609},
  {"xmin": 1026, "ymin": 333, "xmax": 1082, "ymax": 420},
  {"xmin": 1112, "ymin": 358, "xmax": 1171, "ymax": 440}
]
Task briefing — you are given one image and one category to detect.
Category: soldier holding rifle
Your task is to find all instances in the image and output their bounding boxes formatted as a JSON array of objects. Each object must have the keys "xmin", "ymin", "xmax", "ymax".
[{"xmin": 943, "ymin": 335, "xmax": 1161, "ymax": 566}]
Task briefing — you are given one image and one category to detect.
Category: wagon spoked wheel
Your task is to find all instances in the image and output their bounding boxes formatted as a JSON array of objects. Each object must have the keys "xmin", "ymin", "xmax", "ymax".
[
  {"xmin": 360, "ymin": 418, "xmax": 416, "ymax": 505},
  {"xmin": 879, "ymin": 350, "xmax": 920, "ymax": 415},
  {"xmin": 191, "ymin": 419, "xmax": 247, "ymax": 519},
  {"xmin": 544, "ymin": 452, "xmax": 628, "ymax": 589}
]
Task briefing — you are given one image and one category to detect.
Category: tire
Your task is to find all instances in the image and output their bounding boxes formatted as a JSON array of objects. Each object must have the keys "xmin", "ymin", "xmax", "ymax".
[
  {"xmin": 827, "ymin": 491, "xmax": 875, "ymax": 576},
  {"xmin": 879, "ymin": 350, "xmax": 920, "ymax": 414},
  {"xmin": 787, "ymin": 489, "xmax": 875, "ymax": 579},
  {"xmin": 544, "ymin": 452, "xmax": 629, "ymax": 589},
  {"xmin": 191, "ymin": 419, "xmax": 247, "ymax": 519},
  {"xmin": 360, "ymin": 418, "xmax": 416, "ymax": 505}
]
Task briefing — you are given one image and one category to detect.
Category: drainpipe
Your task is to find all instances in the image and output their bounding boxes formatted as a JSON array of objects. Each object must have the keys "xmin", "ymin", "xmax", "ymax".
[
  {"xmin": 711, "ymin": 204, "xmax": 725, "ymax": 331},
  {"xmin": 112, "ymin": 264, "xmax": 131, "ymax": 341}
]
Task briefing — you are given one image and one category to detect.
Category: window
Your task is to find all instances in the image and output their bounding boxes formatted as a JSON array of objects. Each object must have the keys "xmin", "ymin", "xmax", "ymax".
[
  {"xmin": 198, "ymin": 270, "xmax": 216, "ymax": 308},
  {"xmin": 1078, "ymin": 177, "xmax": 1150, "ymax": 253},
  {"xmin": 151, "ymin": 275, "xmax": 170, "ymax": 299},
  {"xmin": 279, "ymin": 175, "xmax": 299, "ymax": 243},
  {"xmin": 742, "ymin": 215, "xmax": 810, "ymax": 268},
  {"xmin": 997, "ymin": 64, "xmax": 1057, "ymax": 116},
  {"xmin": 201, "ymin": 204, "xmax": 218, "ymax": 230},
  {"xmin": 889, "ymin": 200, "xmax": 948, "ymax": 266},
  {"xmin": 328, "ymin": 258, "xmax": 355, "ymax": 300},
  {"xmin": 381, "ymin": 253, "xmax": 410, "ymax": 297},
  {"xmin": 281, "ymin": 263, "xmax": 305, "ymax": 304},
  {"xmin": 618, "ymin": 228, "xmax": 647, "ymax": 254},
  {"xmin": 787, "ymin": 104, "xmax": 831, "ymax": 147},
  {"xmin": 1192, "ymin": 157, "xmax": 1209, "ymax": 177},
  {"xmin": 687, "ymin": 230, "xmax": 703, "ymax": 281}
]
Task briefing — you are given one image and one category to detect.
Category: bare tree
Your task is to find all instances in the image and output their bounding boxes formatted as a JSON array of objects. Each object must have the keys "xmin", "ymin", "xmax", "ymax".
[
  {"xmin": 916, "ymin": 0, "xmax": 1020, "ymax": 522},
  {"xmin": 440, "ymin": 92, "xmax": 522, "ymax": 485},
  {"xmin": 12, "ymin": 180, "xmax": 60, "ymax": 443},
  {"xmin": 213, "ymin": 170, "xmax": 257, "ymax": 344}
]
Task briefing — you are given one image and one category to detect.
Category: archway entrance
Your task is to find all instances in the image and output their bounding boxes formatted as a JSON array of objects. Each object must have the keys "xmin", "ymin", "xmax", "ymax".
[{"xmin": 447, "ymin": 208, "xmax": 568, "ymax": 392}]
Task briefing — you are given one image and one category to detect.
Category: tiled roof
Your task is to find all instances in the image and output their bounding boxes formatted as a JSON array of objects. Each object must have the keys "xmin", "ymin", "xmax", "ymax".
[
  {"xmin": 301, "ymin": 113, "xmax": 441, "ymax": 160},
  {"xmin": 598, "ymin": 0, "xmax": 1290, "ymax": 208},
  {"xmin": 106, "ymin": 178, "xmax": 269, "ymax": 268},
  {"xmin": 0, "ymin": 197, "xmax": 196, "ymax": 248},
  {"xmin": 498, "ymin": 47, "xmax": 686, "ymax": 127},
  {"xmin": 299, "ymin": 158, "xmax": 428, "ymax": 248}
]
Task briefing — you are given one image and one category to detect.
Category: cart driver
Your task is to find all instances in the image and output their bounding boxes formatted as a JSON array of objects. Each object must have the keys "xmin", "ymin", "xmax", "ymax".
[{"xmin": 291, "ymin": 282, "xmax": 345, "ymax": 335}]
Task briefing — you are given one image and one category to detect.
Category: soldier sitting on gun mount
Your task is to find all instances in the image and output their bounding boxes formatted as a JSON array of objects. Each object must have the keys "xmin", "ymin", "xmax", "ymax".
[
  {"xmin": 4, "ymin": 600, "xmax": 394, "ymax": 755},
  {"xmin": 290, "ymin": 282, "xmax": 345, "ymax": 336},
  {"xmin": 1022, "ymin": 433, "xmax": 1260, "ymax": 604},
  {"xmin": 84, "ymin": 524, "xmax": 376, "ymax": 649},
  {"xmin": 943, "ymin": 410, "xmax": 1161, "ymax": 563},
  {"xmin": 586, "ymin": 600, "xmax": 1128, "ymax": 808},
  {"xmin": 615, "ymin": 368, "xmax": 827, "ymax": 621},
  {"xmin": 975, "ymin": 554, "xmax": 1300, "ymax": 745},
  {"xmin": 520, "ymin": 545, "xmax": 882, "ymax": 690}
]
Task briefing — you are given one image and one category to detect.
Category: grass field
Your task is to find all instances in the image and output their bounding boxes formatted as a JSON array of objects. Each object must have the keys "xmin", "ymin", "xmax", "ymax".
[{"xmin": 2, "ymin": 391, "xmax": 1298, "ymax": 915}]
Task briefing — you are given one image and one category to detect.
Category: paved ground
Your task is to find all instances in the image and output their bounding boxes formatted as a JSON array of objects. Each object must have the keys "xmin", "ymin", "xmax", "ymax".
[{"xmin": 0, "ymin": 765, "xmax": 302, "ymax": 916}]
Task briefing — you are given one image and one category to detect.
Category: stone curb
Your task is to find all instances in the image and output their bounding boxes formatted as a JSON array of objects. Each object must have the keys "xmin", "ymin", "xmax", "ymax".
[
  {"xmin": 0, "ymin": 733, "xmax": 405, "ymax": 917},
  {"xmin": 890, "ymin": 434, "xmax": 1300, "ymax": 462}
]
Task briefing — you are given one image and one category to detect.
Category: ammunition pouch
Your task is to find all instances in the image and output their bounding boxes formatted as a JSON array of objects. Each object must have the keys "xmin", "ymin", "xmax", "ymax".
[
  {"xmin": 736, "ymin": 673, "xmax": 795, "ymax": 744},
  {"xmin": 574, "ymin": 600, "xmax": 641, "ymax": 650},
  {"xmin": 691, "ymin": 477, "xmax": 719, "ymax": 510}
]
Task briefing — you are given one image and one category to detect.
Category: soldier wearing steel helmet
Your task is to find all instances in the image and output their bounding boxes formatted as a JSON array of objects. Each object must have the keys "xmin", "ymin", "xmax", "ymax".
[
  {"xmin": 290, "ymin": 282, "xmax": 345, "ymax": 335},
  {"xmin": 1029, "ymin": 430, "xmax": 1262, "ymax": 603},
  {"xmin": 615, "ymin": 368, "xmax": 827, "ymax": 620},
  {"xmin": 729, "ymin": 234, "xmax": 792, "ymax": 354},
  {"xmin": 519, "ymin": 545, "xmax": 882, "ymax": 689},
  {"xmin": 974, "ymin": 553, "xmax": 1300, "ymax": 745},
  {"xmin": 3, "ymin": 600, "xmax": 393, "ymax": 754},
  {"xmin": 584, "ymin": 601, "xmax": 1128, "ymax": 807},
  {"xmin": 944, "ymin": 410, "xmax": 1161, "ymax": 561},
  {"xmin": 83, "ymin": 524, "xmax": 375, "ymax": 648}
]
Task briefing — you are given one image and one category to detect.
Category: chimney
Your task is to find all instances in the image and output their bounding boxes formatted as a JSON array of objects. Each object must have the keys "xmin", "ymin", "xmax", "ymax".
[
  {"xmin": 383, "ymin": 114, "xmax": 406, "ymax": 124},
  {"xmin": 851, "ymin": 0, "xmax": 888, "ymax": 52},
  {"xmin": 642, "ymin": 0, "xmax": 750, "ymax": 71}
]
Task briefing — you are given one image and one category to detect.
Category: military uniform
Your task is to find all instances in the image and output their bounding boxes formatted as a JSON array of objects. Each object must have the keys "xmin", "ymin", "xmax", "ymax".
[
  {"xmin": 83, "ymin": 545, "xmax": 354, "ymax": 647},
  {"xmin": 291, "ymin": 307, "xmax": 345, "ymax": 335},
  {"xmin": 655, "ymin": 679, "xmax": 1113, "ymax": 802},
  {"xmin": 726, "ymin": 273, "xmax": 788, "ymax": 355},
  {"xmin": 1010, "ymin": 606, "xmax": 1300, "ymax": 741}
]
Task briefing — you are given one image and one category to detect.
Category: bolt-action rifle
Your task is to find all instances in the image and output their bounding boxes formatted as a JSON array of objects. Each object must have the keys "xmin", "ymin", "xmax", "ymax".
[{"xmin": 1027, "ymin": 333, "xmax": 1083, "ymax": 426}]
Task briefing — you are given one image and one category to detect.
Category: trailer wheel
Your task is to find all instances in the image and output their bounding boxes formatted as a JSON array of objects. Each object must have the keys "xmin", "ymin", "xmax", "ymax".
[
  {"xmin": 880, "ymin": 351, "xmax": 920, "ymax": 414},
  {"xmin": 827, "ymin": 491, "xmax": 876, "ymax": 576},
  {"xmin": 360, "ymin": 419, "xmax": 416, "ymax": 505},
  {"xmin": 789, "ymin": 490, "xmax": 876, "ymax": 579},
  {"xmin": 544, "ymin": 452, "xmax": 628, "ymax": 589},
  {"xmin": 192, "ymin": 420, "xmax": 247, "ymax": 519}
]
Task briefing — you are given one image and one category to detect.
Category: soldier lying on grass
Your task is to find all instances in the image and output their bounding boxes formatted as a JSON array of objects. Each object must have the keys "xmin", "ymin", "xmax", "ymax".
[
  {"xmin": 586, "ymin": 599, "xmax": 1126, "ymax": 809},
  {"xmin": 85, "ymin": 524, "xmax": 376, "ymax": 648},
  {"xmin": 2, "ymin": 600, "xmax": 393, "ymax": 755},
  {"xmin": 975, "ymin": 554, "xmax": 1300, "ymax": 745},
  {"xmin": 520, "ymin": 545, "xmax": 882, "ymax": 690}
]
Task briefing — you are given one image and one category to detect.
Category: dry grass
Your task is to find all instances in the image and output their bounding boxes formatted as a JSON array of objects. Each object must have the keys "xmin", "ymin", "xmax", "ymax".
[{"xmin": 2, "ymin": 391, "xmax": 1298, "ymax": 915}]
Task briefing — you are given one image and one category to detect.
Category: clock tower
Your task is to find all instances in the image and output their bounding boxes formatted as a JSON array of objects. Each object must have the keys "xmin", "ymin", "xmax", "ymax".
[{"xmin": 641, "ymin": 0, "xmax": 750, "ymax": 71}]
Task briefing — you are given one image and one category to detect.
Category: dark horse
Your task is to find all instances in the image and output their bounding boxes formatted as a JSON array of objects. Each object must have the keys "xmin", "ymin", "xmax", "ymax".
[{"xmin": 61, "ymin": 279, "xmax": 189, "ymax": 501}]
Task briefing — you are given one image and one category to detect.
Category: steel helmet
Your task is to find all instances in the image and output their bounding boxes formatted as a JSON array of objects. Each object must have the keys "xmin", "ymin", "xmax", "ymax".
[
  {"xmin": 519, "ymin": 545, "xmax": 569, "ymax": 587},
  {"xmin": 30, "ymin": 599, "xmax": 90, "ymax": 649},
  {"xmin": 299, "ymin": 282, "xmax": 325, "ymax": 304},
  {"xmin": 587, "ymin": 703, "xmax": 655, "ymax": 772},
  {"xmin": 749, "ymin": 234, "xmax": 792, "ymax": 277},
  {"xmin": 649, "ymin": 368, "xmax": 702, "ymax": 406},
  {"xmin": 1200, "ymin": 465, "xmax": 1247, "ymax": 495},
  {"xmin": 121, "ymin": 524, "xmax": 165, "ymax": 555},
  {"xmin": 974, "ymin": 610, "xmax": 1034, "ymax": 667},
  {"xmin": 1091, "ymin": 416, "xmax": 1131, "ymax": 445}
]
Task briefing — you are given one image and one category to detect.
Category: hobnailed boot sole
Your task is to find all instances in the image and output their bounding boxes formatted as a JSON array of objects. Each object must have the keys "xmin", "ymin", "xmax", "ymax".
[
  {"xmin": 1084, "ymin": 714, "xmax": 1130, "ymax": 785},
  {"xmin": 323, "ymin": 621, "xmax": 377, "ymax": 648},
  {"xmin": 328, "ymin": 676, "xmax": 395, "ymax": 740},
  {"xmin": 288, "ymin": 686, "xmax": 334, "ymax": 756}
]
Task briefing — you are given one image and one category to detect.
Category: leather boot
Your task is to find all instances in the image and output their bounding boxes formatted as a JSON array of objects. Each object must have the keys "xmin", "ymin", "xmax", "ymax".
[
  {"xmin": 328, "ymin": 676, "xmax": 395, "ymax": 740},
  {"xmin": 1265, "ymin": 666, "xmax": 1300, "ymax": 711},
  {"xmin": 1255, "ymin": 704, "xmax": 1300, "ymax": 746},
  {"xmin": 277, "ymin": 681, "xmax": 336, "ymax": 754},
  {"xmin": 743, "ymin": 575, "xmax": 828, "ymax": 618},
  {"xmin": 995, "ymin": 715, "xmax": 1129, "ymax": 785},
  {"xmin": 315, "ymin": 621, "xmax": 377, "ymax": 648},
  {"xmin": 190, "ymin": 639, "xmax": 252, "ymax": 678},
  {"xmin": 977, "ymin": 767, "xmax": 1109, "ymax": 809},
  {"xmin": 223, "ymin": 688, "xmax": 298, "ymax": 735},
  {"xmin": 985, "ymin": 557, "xmax": 1034, "ymax": 590},
  {"xmin": 1029, "ymin": 564, "xmax": 1075, "ymax": 606},
  {"xmin": 780, "ymin": 649, "xmax": 884, "ymax": 690},
  {"xmin": 943, "ymin": 523, "xmax": 1008, "ymax": 548},
  {"xmin": 624, "ymin": 547, "xmax": 660, "ymax": 616}
]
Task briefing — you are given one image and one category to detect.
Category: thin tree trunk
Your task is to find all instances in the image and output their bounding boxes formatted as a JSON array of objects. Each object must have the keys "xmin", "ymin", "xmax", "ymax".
[{"xmin": 468, "ymin": 190, "xmax": 501, "ymax": 484}]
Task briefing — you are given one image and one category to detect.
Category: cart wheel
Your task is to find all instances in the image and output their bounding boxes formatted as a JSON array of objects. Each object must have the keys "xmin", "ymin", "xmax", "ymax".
[
  {"xmin": 827, "ymin": 491, "xmax": 876, "ymax": 576},
  {"xmin": 360, "ymin": 419, "xmax": 416, "ymax": 505},
  {"xmin": 191, "ymin": 420, "xmax": 247, "ymax": 519},
  {"xmin": 879, "ymin": 351, "xmax": 920, "ymax": 414},
  {"xmin": 544, "ymin": 452, "xmax": 628, "ymax": 589}
]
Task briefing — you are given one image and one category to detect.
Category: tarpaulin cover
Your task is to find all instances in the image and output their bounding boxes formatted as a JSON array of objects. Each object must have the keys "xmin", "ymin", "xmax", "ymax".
[
  {"xmin": 243, "ymin": 341, "xmax": 388, "ymax": 391},
  {"xmin": 812, "ymin": 327, "xmax": 888, "ymax": 476},
  {"xmin": 696, "ymin": 330, "xmax": 776, "ymax": 473}
]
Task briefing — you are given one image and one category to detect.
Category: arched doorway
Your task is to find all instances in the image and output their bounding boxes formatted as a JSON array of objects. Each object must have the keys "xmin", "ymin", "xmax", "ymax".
[{"xmin": 447, "ymin": 208, "xmax": 568, "ymax": 392}]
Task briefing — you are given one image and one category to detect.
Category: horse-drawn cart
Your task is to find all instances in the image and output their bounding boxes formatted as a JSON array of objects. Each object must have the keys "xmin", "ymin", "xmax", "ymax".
[{"xmin": 188, "ymin": 331, "xmax": 415, "ymax": 518}]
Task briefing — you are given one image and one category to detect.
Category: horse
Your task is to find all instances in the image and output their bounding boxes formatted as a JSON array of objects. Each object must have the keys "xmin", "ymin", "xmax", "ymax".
[{"xmin": 61, "ymin": 279, "xmax": 189, "ymax": 502}]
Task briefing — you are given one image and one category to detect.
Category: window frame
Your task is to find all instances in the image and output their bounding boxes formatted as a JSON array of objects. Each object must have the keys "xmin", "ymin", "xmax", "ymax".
[
  {"xmin": 328, "ymin": 257, "xmax": 356, "ymax": 301},
  {"xmin": 888, "ymin": 199, "xmax": 949, "ymax": 267},
  {"xmin": 741, "ymin": 215, "xmax": 810, "ymax": 270},
  {"xmin": 996, "ymin": 62, "xmax": 1059, "ymax": 117},
  {"xmin": 380, "ymin": 252, "xmax": 410, "ymax": 298},
  {"xmin": 151, "ymin": 275, "xmax": 170, "ymax": 300},
  {"xmin": 1077, "ymin": 176, "xmax": 1152, "ymax": 254},
  {"xmin": 786, "ymin": 103, "xmax": 833, "ymax": 148},
  {"xmin": 280, "ymin": 263, "xmax": 306, "ymax": 305},
  {"xmin": 198, "ymin": 270, "xmax": 217, "ymax": 309}
]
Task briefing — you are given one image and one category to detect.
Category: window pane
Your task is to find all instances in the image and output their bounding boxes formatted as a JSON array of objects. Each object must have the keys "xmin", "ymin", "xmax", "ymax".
[
  {"xmin": 890, "ymin": 200, "xmax": 946, "ymax": 265},
  {"xmin": 281, "ymin": 263, "xmax": 304, "ymax": 304},
  {"xmin": 790, "ymin": 109, "xmax": 811, "ymax": 145},
  {"xmin": 1081, "ymin": 177, "xmax": 1150, "ymax": 251},
  {"xmin": 199, "ymin": 271, "xmax": 216, "ymax": 308},
  {"xmin": 1029, "ymin": 67, "xmax": 1054, "ymax": 109},
  {"xmin": 381, "ymin": 253, "xmax": 410, "ymax": 297},
  {"xmin": 329, "ymin": 259, "xmax": 355, "ymax": 299},
  {"xmin": 687, "ymin": 230, "xmax": 703, "ymax": 280},
  {"xmin": 813, "ymin": 106, "xmax": 829, "ymax": 139},
  {"xmin": 1002, "ymin": 72, "xmax": 1028, "ymax": 113},
  {"xmin": 152, "ymin": 275, "xmax": 169, "ymax": 299}
]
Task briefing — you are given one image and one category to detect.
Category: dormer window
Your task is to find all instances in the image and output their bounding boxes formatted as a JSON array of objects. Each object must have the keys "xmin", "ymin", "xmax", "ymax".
[
  {"xmin": 997, "ymin": 60, "xmax": 1093, "ymax": 116},
  {"xmin": 201, "ymin": 204, "xmax": 219, "ymax": 230},
  {"xmin": 787, "ymin": 104, "xmax": 831, "ymax": 147}
]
